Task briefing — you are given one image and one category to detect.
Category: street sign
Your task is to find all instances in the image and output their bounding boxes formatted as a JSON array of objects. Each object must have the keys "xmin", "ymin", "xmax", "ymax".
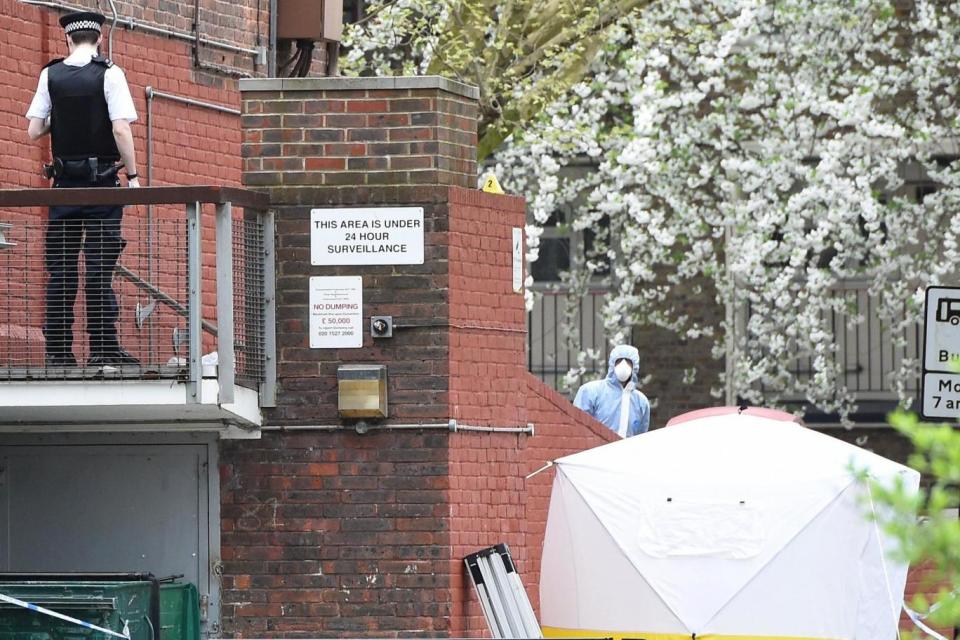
[{"xmin": 921, "ymin": 286, "xmax": 960, "ymax": 421}]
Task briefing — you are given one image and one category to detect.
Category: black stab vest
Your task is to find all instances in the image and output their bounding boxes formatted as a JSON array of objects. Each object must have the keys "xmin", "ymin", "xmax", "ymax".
[{"xmin": 46, "ymin": 57, "xmax": 121, "ymax": 161}]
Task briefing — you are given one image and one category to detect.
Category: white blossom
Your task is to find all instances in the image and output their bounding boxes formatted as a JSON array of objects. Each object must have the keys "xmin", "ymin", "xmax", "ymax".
[
  {"xmin": 493, "ymin": 0, "xmax": 960, "ymax": 419},
  {"xmin": 346, "ymin": 0, "xmax": 960, "ymax": 419}
]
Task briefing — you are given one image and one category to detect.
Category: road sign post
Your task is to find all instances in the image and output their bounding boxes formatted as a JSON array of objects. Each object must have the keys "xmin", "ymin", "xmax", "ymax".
[{"xmin": 921, "ymin": 286, "xmax": 960, "ymax": 422}]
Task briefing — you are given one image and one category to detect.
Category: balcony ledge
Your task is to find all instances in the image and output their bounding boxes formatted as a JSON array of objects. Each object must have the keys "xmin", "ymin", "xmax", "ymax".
[{"xmin": 0, "ymin": 378, "xmax": 262, "ymax": 438}]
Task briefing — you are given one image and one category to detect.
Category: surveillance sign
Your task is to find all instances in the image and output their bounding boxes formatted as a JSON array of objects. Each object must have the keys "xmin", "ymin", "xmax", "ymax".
[
  {"xmin": 311, "ymin": 207, "xmax": 424, "ymax": 265},
  {"xmin": 921, "ymin": 286, "xmax": 960, "ymax": 421},
  {"xmin": 309, "ymin": 276, "xmax": 362, "ymax": 349}
]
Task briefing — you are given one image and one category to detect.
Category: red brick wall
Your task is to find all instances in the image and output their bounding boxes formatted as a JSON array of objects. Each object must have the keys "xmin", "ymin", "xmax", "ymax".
[
  {"xmin": 631, "ymin": 277, "xmax": 723, "ymax": 428},
  {"xmin": 223, "ymin": 173, "xmax": 615, "ymax": 635},
  {"xmin": 2, "ymin": 0, "xmax": 245, "ymax": 191},
  {"xmin": 267, "ymin": 195, "xmax": 453, "ymax": 424},
  {"xmin": 446, "ymin": 383, "xmax": 617, "ymax": 637},
  {"xmin": 220, "ymin": 429, "xmax": 454, "ymax": 638},
  {"xmin": 0, "ymin": 0, "xmax": 47, "ymax": 366},
  {"xmin": 240, "ymin": 77, "xmax": 479, "ymax": 200},
  {"xmin": 233, "ymin": 80, "xmax": 616, "ymax": 636},
  {"xmin": 447, "ymin": 188, "xmax": 527, "ymax": 426},
  {"xmin": 444, "ymin": 187, "xmax": 617, "ymax": 635},
  {"xmin": 0, "ymin": 0, "xmax": 246, "ymax": 363},
  {"xmin": 518, "ymin": 379, "xmax": 618, "ymax": 615},
  {"xmin": 6, "ymin": 0, "xmax": 272, "ymax": 78},
  {"xmin": 238, "ymin": 78, "xmax": 482, "ymax": 424},
  {"xmin": 902, "ymin": 560, "xmax": 955, "ymax": 638}
]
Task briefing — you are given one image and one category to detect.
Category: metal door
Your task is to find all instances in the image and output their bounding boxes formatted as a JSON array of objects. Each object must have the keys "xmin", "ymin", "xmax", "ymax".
[{"xmin": 0, "ymin": 441, "xmax": 219, "ymax": 634}]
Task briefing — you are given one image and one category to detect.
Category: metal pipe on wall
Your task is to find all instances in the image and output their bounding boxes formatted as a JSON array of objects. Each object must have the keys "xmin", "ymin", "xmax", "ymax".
[
  {"xmin": 143, "ymin": 85, "xmax": 240, "ymax": 233},
  {"xmin": 142, "ymin": 85, "xmax": 242, "ymax": 195},
  {"xmin": 267, "ymin": 0, "xmax": 278, "ymax": 77},
  {"xmin": 106, "ymin": 0, "xmax": 118, "ymax": 59},
  {"xmin": 146, "ymin": 88, "xmax": 241, "ymax": 115},
  {"xmin": 259, "ymin": 421, "xmax": 536, "ymax": 435},
  {"xmin": 193, "ymin": 0, "xmax": 201, "ymax": 69},
  {"xmin": 22, "ymin": 0, "xmax": 260, "ymax": 56},
  {"xmin": 143, "ymin": 86, "xmax": 240, "ymax": 357}
]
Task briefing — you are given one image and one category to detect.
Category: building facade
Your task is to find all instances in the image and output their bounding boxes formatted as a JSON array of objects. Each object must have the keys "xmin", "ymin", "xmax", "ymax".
[{"xmin": 0, "ymin": 1, "xmax": 948, "ymax": 638}]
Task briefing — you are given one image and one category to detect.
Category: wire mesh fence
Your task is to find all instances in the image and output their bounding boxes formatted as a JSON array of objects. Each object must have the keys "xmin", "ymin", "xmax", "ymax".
[
  {"xmin": 233, "ymin": 214, "xmax": 266, "ymax": 383},
  {"xmin": 0, "ymin": 202, "xmax": 267, "ymax": 387}
]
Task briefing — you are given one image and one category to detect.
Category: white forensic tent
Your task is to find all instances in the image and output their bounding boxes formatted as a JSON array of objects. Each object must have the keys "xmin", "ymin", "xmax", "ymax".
[{"xmin": 540, "ymin": 407, "xmax": 921, "ymax": 640}]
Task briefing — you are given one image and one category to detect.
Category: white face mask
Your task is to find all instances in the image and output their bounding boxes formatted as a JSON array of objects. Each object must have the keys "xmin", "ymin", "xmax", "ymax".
[{"xmin": 614, "ymin": 360, "xmax": 633, "ymax": 383}]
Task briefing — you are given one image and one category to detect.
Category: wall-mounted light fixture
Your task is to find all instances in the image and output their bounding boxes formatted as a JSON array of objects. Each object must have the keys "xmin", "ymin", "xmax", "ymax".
[{"xmin": 337, "ymin": 364, "xmax": 388, "ymax": 419}]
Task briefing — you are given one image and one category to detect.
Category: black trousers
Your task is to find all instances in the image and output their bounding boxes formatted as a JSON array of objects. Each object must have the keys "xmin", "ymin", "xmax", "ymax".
[{"xmin": 44, "ymin": 202, "xmax": 125, "ymax": 358}]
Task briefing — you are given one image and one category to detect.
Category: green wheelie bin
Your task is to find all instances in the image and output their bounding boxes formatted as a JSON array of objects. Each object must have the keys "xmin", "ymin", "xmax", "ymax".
[{"xmin": 0, "ymin": 574, "xmax": 200, "ymax": 640}]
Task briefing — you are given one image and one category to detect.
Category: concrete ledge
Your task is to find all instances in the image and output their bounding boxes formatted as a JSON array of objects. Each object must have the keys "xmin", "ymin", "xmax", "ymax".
[
  {"xmin": 240, "ymin": 75, "xmax": 480, "ymax": 101},
  {"xmin": 0, "ymin": 379, "xmax": 263, "ymax": 429}
]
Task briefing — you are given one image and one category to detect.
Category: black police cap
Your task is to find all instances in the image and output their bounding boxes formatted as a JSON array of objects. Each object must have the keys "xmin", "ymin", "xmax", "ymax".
[{"xmin": 59, "ymin": 11, "xmax": 105, "ymax": 34}]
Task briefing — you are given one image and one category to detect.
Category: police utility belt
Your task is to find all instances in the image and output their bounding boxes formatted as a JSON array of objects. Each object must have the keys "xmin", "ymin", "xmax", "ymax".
[{"xmin": 43, "ymin": 157, "xmax": 123, "ymax": 186}]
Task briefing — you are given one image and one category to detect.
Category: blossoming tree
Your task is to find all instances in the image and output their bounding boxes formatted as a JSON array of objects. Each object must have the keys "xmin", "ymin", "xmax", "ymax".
[
  {"xmin": 346, "ymin": 0, "xmax": 960, "ymax": 422},
  {"xmin": 342, "ymin": 0, "xmax": 655, "ymax": 157}
]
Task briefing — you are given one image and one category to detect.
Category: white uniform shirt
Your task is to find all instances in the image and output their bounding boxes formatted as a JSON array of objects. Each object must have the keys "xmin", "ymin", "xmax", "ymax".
[{"xmin": 26, "ymin": 47, "xmax": 137, "ymax": 122}]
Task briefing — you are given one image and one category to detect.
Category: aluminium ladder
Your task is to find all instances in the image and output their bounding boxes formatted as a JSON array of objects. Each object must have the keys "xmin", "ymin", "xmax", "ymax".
[{"xmin": 464, "ymin": 544, "xmax": 543, "ymax": 639}]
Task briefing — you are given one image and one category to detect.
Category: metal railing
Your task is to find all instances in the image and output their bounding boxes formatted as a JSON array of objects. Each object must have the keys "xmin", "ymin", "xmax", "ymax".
[
  {"xmin": 530, "ymin": 280, "xmax": 921, "ymax": 415},
  {"xmin": 746, "ymin": 279, "xmax": 922, "ymax": 411},
  {"xmin": 527, "ymin": 287, "xmax": 610, "ymax": 392},
  {"xmin": 0, "ymin": 186, "xmax": 275, "ymax": 404}
]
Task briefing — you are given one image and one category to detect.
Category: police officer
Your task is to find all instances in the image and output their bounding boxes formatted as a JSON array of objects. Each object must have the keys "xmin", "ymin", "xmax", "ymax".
[{"xmin": 26, "ymin": 11, "xmax": 140, "ymax": 368}]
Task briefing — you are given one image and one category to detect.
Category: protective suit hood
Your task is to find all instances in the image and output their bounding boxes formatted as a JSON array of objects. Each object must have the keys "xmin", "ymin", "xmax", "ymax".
[
  {"xmin": 606, "ymin": 344, "xmax": 640, "ymax": 385},
  {"xmin": 573, "ymin": 343, "xmax": 650, "ymax": 437}
]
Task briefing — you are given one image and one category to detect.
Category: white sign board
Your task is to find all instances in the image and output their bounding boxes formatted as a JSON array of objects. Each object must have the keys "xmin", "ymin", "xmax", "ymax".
[
  {"xmin": 921, "ymin": 286, "xmax": 960, "ymax": 421},
  {"xmin": 922, "ymin": 373, "xmax": 960, "ymax": 420},
  {"xmin": 512, "ymin": 227, "xmax": 523, "ymax": 293},
  {"xmin": 309, "ymin": 276, "xmax": 362, "ymax": 349},
  {"xmin": 311, "ymin": 207, "xmax": 424, "ymax": 265}
]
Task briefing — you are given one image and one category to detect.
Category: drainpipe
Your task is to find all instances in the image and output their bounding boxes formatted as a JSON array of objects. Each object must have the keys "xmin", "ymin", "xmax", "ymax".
[
  {"xmin": 106, "ymin": 0, "xmax": 118, "ymax": 59},
  {"xmin": 268, "ymin": 0, "xmax": 278, "ymax": 76},
  {"xmin": 146, "ymin": 86, "xmax": 156, "ymax": 357},
  {"xmin": 22, "ymin": 0, "xmax": 260, "ymax": 57},
  {"xmin": 193, "ymin": 0, "xmax": 201, "ymax": 70},
  {"xmin": 259, "ymin": 420, "xmax": 536, "ymax": 435},
  {"xmin": 144, "ymin": 86, "xmax": 240, "ymax": 358}
]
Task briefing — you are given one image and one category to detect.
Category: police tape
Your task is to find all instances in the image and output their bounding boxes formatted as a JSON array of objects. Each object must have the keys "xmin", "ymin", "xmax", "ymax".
[{"xmin": 0, "ymin": 591, "xmax": 130, "ymax": 639}]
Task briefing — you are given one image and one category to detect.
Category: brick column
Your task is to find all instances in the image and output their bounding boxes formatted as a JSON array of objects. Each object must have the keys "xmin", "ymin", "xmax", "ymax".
[
  {"xmin": 241, "ymin": 76, "xmax": 478, "ymax": 203},
  {"xmin": 238, "ymin": 76, "xmax": 480, "ymax": 423},
  {"xmin": 221, "ymin": 77, "xmax": 614, "ymax": 638},
  {"xmin": 221, "ymin": 77, "xmax": 479, "ymax": 637}
]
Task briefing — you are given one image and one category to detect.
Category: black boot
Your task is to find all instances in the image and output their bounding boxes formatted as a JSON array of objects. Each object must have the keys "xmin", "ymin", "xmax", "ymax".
[
  {"xmin": 45, "ymin": 352, "xmax": 78, "ymax": 368},
  {"xmin": 87, "ymin": 347, "xmax": 140, "ymax": 367}
]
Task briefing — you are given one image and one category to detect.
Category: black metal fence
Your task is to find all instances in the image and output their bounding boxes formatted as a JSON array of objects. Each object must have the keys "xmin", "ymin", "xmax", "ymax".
[
  {"xmin": 527, "ymin": 282, "xmax": 921, "ymax": 412},
  {"xmin": 527, "ymin": 287, "xmax": 610, "ymax": 392},
  {"xmin": 752, "ymin": 281, "xmax": 922, "ymax": 406}
]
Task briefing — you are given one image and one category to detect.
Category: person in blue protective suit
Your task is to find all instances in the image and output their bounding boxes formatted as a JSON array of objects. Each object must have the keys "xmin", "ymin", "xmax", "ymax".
[{"xmin": 573, "ymin": 344, "xmax": 651, "ymax": 437}]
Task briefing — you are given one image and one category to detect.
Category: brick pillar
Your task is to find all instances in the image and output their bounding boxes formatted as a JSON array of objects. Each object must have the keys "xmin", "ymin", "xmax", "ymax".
[
  {"xmin": 223, "ymin": 77, "xmax": 613, "ymax": 638},
  {"xmin": 222, "ymin": 77, "xmax": 479, "ymax": 637},
  {"xmin": 239, "ymin": 76, "xmax": 480, "ymax": 423},
  {"xmin": 241, "ymin": 76, "xmax": 478, "ymax": 201}
]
